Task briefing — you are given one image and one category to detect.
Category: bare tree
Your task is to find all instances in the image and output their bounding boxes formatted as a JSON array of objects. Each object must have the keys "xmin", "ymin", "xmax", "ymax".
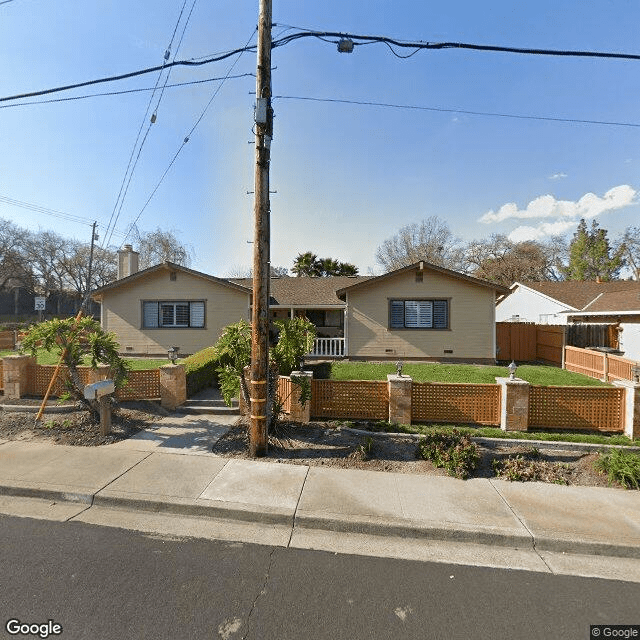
[
  {"xmin": 465, "ymin": 234, "xmax": 566, "ymax": 287},
  {"xmin": 130, "ymin": 226, "xmax": 193, "ymax": 270},
  {"xmin": 375, "ymin": 216, "xmax": 465, "ymax": 272}
]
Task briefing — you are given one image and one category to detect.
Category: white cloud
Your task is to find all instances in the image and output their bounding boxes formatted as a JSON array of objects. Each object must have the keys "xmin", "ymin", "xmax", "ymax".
[
  {"xmin": 508, "ymin": 220, "xmax": 576, "ymax": 242},
  {"xmin": 549, "ymin": 172, "xmax": 568, "ymax": 180},
  {"xmin": 479, "ymin": 184, "xmax": 637, "ymax": 225}
]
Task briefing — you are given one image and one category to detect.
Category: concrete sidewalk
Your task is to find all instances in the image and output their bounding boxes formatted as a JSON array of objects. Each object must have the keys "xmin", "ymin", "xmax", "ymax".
[{"xmin": 1, "ymin": 413, "xmax": 640, "ymax": 582}]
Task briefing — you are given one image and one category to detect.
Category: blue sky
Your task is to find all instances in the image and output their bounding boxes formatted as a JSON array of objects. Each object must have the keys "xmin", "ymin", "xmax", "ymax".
[{"xmin": 1, "ymin": 0, "xmax": 639, "ymax": 277}]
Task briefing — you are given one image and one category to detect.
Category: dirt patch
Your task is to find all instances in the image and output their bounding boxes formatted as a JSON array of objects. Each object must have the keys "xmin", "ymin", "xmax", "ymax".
[
  {"xmin": 212, "ymin": 419, "xmax": 624, "ymax": 489},
  {"xmin": 0, "ymin": 398, "xmax": 168, "ymax": 446}
]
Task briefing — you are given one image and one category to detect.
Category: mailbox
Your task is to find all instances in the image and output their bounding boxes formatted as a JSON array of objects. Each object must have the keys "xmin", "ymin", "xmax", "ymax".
[{"xmin": 84, "ymin": 380, "xmax": 115, "ymax": 400}]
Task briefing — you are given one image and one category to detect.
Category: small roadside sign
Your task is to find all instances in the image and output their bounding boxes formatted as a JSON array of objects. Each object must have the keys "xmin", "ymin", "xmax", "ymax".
[{"xmin": 34, "ymin": 297, "xmax": 46, "ymax": 311}]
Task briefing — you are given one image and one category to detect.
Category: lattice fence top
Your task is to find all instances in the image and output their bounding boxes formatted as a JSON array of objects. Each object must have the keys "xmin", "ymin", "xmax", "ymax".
[
  {"xmin": 117, "ymin": 369, "xmax": 160, "ymax": 400},
  {"xmin": 25, "ymin": 364, "xmax": 160, "ymax": 400},
  {"xmin": 411, "ymin": 382, "xmax": 501, "ymax": 426},
  {"xmin": 529, "ymin": 385, "xmax": 624, "ymax": 432},
  {"xmin": 311, "ymin": 379, "xmax": 388, "ymax": 420}
]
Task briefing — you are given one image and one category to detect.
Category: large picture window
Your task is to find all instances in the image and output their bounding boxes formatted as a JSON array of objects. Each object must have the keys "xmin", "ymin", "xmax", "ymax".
[
  {"xmin": 389, "ymin": 299, "xmax": 448, "ymax": 329},
  {"xmin": 143, "ymin": 301, "xmax": 205, "ymax": 328}
]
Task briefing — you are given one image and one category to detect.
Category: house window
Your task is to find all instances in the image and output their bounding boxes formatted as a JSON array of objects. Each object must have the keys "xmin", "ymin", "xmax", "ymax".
[
  {"xmin": 389, "ymin": 299, "xmax": 449, "ymax": 329},
  {"xmin": 143, "ymin": 301, "xmax": 205, "ymax": 328}
]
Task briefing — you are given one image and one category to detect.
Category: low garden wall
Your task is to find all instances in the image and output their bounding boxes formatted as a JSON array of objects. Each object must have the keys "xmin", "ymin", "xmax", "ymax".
[
  {"xmin": 1, "ymin": 356, "xmax": 185, "ymax": 410},
  {"xmin": 277, "ymin": 373, "xmax": 639, "ymax": 439}
]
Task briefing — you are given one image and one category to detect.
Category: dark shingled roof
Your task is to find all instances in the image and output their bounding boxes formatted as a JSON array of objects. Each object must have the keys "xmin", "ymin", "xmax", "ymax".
[
  {"xmin": 519, "ymin": 281, "xmax": 640, "ymax": 310},
  {"xmin": 580, "ymin": 287, "xmax": 640, "ymax": 313},
  {"xmin": 230, "ymin": 276, "xmax": 374, "ymax": 306}
]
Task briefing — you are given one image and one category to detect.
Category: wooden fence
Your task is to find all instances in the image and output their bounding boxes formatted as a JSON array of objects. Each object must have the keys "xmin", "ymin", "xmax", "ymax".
[
  {"xmin": 411, "ymin": 382, "xmax": 501, "ymax": 425},
  {"xmin": 496, "ymin": 323, "xmax": 564, "ymax": 364},
  {"xmin": 529, "ymin": 385, "xmax": 624, "ymax": 432},
  {"xmin": 25, "ymin": 364, "xmax": 161, "ymax": 400},
  {"xmin": 564, "ymin": 346, "xmax": 638, "ymax": 383},
  {"xmin": 497, "ymin": 322, "xmax": 616, "ymax": 365},
  {"xmin": 310, "ymin": 380, "xmax": 389, "ymax": 420},
  {"xmin": 277, "ymin": 374, "xmax": 625, "ymax": 432},
  {"xmin": 0, "ymin": 331, "xmax": 15, "ymax": 350}
]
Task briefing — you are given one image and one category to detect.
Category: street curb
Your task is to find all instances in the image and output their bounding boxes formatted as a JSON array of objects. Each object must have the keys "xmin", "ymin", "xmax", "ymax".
[
  {"xmin": 1, "ymin": 482, "xmax": 639, "ymax": 560},
  {"xmin": 0, "ymin": 484, "xmax": 93, "ymax": 505},
  {"xmin": 92, "ymin": 492, "xmax": 294, "ymax": 527}
]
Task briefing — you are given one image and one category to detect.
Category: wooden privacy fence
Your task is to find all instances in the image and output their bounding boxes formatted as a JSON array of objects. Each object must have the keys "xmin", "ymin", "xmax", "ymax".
[
  {"xmin": 27, "ymin": 364, "xmax": 161, "ymax": 400},
  {"xmin": 529, "ymin": 385, "xmax": 624, "ymax": 432},
  {"xmin": 496, "ymin": 323, "xmax": 564, "ymax": 365},
  {"xmin": 310, "ymin": 380, "xmax": 389, "ymax": 420},
  {"xmin": 411, "ymin": 382, "xmax": 501, "ymax": 425},
  {"xmin": 564, "ymin": 346, "xmax": 638, "ymax": 383}
]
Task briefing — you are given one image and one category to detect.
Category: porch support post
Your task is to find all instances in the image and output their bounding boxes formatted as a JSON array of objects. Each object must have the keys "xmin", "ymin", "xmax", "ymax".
[
  {"xmin": 612, "ymin": 380, "xmax": 640, "ymax": 440},
  {"xmin": 496, "ymin": 377, "xmax": 530, "ymax": 432}
]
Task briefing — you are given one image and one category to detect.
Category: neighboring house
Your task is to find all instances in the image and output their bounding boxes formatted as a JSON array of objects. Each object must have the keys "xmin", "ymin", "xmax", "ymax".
[
  {"xmin": 496, "ymin": 280, "xmax": 640, "ymax": 361},
  {"xmin": 93, "ymin": 248, "xmax": 508, "ymax": 362}
]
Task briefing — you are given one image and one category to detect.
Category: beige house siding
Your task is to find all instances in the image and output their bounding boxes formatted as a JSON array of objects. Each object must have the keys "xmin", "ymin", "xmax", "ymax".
[
  {"xmin": 345, "ymin": 269, "xmax": 496, "ymax": 361},
  {"xmin": 101, "ymin": 269, "xmax": 249, "ymax": 355}
]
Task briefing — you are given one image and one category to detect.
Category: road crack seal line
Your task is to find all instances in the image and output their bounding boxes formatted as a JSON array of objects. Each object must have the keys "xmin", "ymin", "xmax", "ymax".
[
  {"xmin": 487, "ymin": 478, "xmax": 555, "ymax": 573},
  {"xmin": 288, "ymin": 465, "xmax": 310, "ymax": 547},
  {"xmin": 241, "ymin": 547, "xmax": 277, "ymax": 640}
]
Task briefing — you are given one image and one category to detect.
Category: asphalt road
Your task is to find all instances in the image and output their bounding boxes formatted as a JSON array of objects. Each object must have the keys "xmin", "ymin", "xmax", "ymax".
[{"xmin": 1, "ymin": 514, "xmax": 638, "ymax": 640}]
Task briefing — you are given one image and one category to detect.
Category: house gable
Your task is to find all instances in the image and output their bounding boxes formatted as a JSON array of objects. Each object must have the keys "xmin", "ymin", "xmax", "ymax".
[
  {"xmin": 97, "ymin": 266, "xmax": 250, "ymax": 356},
  {"xmin": 341, "ymin": 263, "xmax": 500, "ymax": 362}
]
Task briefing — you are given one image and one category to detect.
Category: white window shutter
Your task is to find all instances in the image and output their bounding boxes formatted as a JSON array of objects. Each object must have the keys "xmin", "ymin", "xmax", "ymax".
[
  {"xmin": 190, "ymin": 301, "xmax": 205, "ymax": 327},
  {"xmin": 143, "ymin": 302, "xmax": 158, "ymax": 328}
]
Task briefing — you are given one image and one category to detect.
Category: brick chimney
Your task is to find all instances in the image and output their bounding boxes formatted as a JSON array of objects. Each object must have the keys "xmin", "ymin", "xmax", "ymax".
[{"xmin": 117, "ymin": 244, "xmax": 139, "ymax": 279}]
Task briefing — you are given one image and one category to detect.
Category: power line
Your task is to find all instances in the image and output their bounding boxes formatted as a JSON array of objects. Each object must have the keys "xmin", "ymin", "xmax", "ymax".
[
  {"xmin": 103, "ymin": 1, "xmax": 198, "ymax": 249},
  {"xmin": 0, "ymin": 74, "xmax": 255, "ymax": 110},
  {"xmin": 273, "ymin": 95, "xmax": 640, "ymax": 128},
  {"xmin": 0, "ymin": 195, "xmax": 126, "ymax": 237},
  {"xmin": 119, "ymin": 28, "xmax": 258, "ymax": 245},
  {"xmin": 0, "ymin": 46, "xmax": 258, "ymax": 104},
  {"xmin": 3, "ymin": 30, "xmax": 640, "ymax": 105}
]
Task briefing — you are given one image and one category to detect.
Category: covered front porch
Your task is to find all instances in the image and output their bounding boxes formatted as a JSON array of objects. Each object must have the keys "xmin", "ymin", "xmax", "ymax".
[{"xmin": 270, "ymin": 306, "xmax": 346, "ymax": 357}]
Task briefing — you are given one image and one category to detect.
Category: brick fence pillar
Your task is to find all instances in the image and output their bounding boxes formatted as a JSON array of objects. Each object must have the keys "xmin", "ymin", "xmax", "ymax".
[
  {"xmin": 496, "ymin": 377, "xmax": 530, "ymax": 432},
  {"xmin": 387, "ymin": 374, "xmax": 412, "ymax": 425},
  {"xmin": 612, "ymin": 380, "xmax": 640, "ymax": 440},
  {"xmin": 289, "ymin": 371, "xmax": 313, "ymax": 423},
  {"xmin": 2, "ymin": 355, "xmax": 35, "ymax": 399},
  {"xmin": 159, "ymin": 364, "xmax": 186, "ymax": 411}
]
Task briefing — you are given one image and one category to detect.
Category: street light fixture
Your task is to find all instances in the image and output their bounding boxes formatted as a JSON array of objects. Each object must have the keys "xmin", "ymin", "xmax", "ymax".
[{"xmin": 508, "ymin": 361, "xmax": 517, "ymax": 380}]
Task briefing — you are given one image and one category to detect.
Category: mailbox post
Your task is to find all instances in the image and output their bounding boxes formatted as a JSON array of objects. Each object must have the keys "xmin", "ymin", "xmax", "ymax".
[{"xmin": 84, "ymin": 380, "xmax": 115, "ymax": 436}]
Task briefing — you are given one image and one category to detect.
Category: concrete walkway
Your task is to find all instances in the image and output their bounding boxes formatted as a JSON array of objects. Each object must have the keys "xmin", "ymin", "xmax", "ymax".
[{"xmin": 1, "ymin": 411, "xmax": 640, "ymax": 583}]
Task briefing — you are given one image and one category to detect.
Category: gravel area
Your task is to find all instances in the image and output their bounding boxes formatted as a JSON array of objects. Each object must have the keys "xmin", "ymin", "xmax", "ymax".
[{"xmin": 0, "ymin": 397, "xmax": 168, "ymax": 446}]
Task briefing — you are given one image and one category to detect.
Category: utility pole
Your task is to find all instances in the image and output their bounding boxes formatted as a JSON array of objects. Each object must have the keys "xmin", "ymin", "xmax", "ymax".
[{"xmin": 249, "ymin": 0, "xmax": 273, "ymax": 457}]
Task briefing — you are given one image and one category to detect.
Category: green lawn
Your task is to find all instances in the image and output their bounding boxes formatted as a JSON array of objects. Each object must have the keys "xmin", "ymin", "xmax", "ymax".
[
  {"xmin": 309, "ymin": 361, "xmax": 608, "ymax": 387},
  {"xmin": 0, "ymin": 349, "xmax": 175, "ymax": 370},
  {"xmin": 355, "ymin": 421, "xmax": 640, "ymax": 448}
]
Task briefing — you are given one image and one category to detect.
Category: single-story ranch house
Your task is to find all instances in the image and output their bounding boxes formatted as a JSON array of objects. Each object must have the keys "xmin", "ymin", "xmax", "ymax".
[{"xmin": 92, "ymin": 245, "xmax": 509, "ymax": 362}]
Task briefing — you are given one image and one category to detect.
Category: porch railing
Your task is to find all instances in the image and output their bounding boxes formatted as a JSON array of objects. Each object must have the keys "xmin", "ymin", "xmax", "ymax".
[{"xmin": 310, "ymin": 337, "xmax": 345, "ymax": 357}]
